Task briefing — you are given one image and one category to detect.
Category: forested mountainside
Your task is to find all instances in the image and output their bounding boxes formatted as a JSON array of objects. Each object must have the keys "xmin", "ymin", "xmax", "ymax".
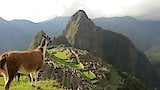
[
  {"xmin": 93, "ymin": 17, "xmax": 160, "ymax": 64},
  {"xmin": 29, "ymin": 31, "xmax": 151, "ymax": 90},
  {"xmin": 50, "ymin": 10, "xmax": 160, "ymax": 87},
  {"xmin": 93, "ymin": 16, "xmax": 160, "ymax": 52}
]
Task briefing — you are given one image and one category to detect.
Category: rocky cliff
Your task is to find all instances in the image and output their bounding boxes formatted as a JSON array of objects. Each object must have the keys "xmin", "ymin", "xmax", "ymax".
[
  {"xmin": 60, "ymin": 10, "xmax": 159, "ymax": 87},
  {"xmin": 28, "ymin": 31, "xmax": 47, "ymax": 50}
]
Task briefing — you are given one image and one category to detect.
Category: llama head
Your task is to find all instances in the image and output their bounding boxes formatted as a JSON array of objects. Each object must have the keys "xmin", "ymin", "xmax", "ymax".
[
  {"xmin": 39, "ymin": 34, "xmax": 51, "ymax": 56},
  {"xmin": 40, "ymin": 34, "xmax": 51, "ymax": 47},
  {"xmin": 42, "ymin": 34, "xmax": 51, "ymax": 42}
]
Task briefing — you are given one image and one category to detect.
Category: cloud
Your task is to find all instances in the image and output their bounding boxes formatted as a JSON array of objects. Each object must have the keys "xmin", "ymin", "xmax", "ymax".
[
  {"xmin": 61, "ymin": 0, "xmax": 160, "ymax": 20},
  {"xmin": 61, "ymin": 0, "xmax": 104, "ymax": 18},
  {"xmin": 0, "ymin": 0, "xmax": 160, "ymax": 21},
  {"xmin": 62, "ymin": 0, "xmax": 85, "ymax": 16},
  {"xmin": 127, "ymin": 0, "xmax": 160, "ymax": 20}
]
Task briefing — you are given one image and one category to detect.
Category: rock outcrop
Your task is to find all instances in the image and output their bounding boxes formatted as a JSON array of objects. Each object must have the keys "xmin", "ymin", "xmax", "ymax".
[{"xmin": 28, "ymin": 31, "xmax": 47, "ymax": 50}]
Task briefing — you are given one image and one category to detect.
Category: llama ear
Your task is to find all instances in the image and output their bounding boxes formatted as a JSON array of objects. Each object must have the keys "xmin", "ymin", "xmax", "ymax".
[
  {"xmin": 42, "ymin": 34, "xmax": 46, "ymax": 38},
  {"xmin": 47, "ymin": 36, "xmax": 51, "ymax": 41},
  {"xmin": 42, "ymin": 34, "xmax": 51, "ymax": 41}
]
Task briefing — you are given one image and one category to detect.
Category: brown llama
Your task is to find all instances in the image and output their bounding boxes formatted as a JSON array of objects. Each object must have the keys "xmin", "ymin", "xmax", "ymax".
[{"xmin": 0, "ymin": 34, "xmax": 50, "ymax": 90}]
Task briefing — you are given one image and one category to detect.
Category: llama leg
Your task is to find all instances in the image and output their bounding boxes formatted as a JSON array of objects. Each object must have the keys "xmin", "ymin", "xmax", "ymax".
[
  {"xmin": 30, "ymin": 72, "xmax": 39, "ymax": 88},
  {"xmin": 17, "ymin": 73, "xmax": 20, "ymax": 82},
  {"xmin": 5, "ymin": 75, "xmax": 14, "ymax": 90},
  {"xmin": 1, "ymin": 68, "xmax": 9, "ymax": 88},
  {"xmin": 3, "ymin": 72, "xmax": 9, "ymax": 88},
  {"xmin": 2, "ymin": 64, "xmax": 9, "ymax": 86},
  {"xmin": 30, "ymin": 73, "xmax": 34, "ymax": 86},
  {"xmin": 5, "ymin": 71, "xmax": 16, "ymax": 90},
  {"xmin": 34, "ymin": 73, "xmax": 37, "ymax": 87},
  {"xmin": 34, "ymin": 72, "xmax": 40, "ymax": 89},
  {"xmin": 33, "ymin": 72, "xmax": 38, "ymax": 87},
  {"xmin": 28, "ymin": 74, "xmax": 31, "ymax": 82}
]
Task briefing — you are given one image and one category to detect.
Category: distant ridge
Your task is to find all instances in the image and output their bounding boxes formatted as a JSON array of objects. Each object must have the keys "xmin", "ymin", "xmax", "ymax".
[
  {"xmin": 93, "ymin": 16, "xmax": 160, "ymax": 52},
  {"xmin": 0, "ymin": 16, "xmax": 69, "ymax": 53}
]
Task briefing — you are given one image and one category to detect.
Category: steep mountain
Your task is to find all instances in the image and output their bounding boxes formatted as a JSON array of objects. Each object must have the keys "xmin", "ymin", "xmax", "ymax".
[
  {"xmin": 146, "ymin": 44, "xmax": 160, "ymax": 64},
  {"xmin": 56, "ymin": 10, "xmax": 160, "ymax": 87},
  {"xmin": 93, "ymin": 17, "xmax": 160, "ymax": 52},
  {"xmin": 28, "ymin": 31, "xmax": 47, "ymax": 50},
  {"xmin": 93, "ymin": 17, "xmax": 160, "ymax": 64},
  {"xmin": 29, "ymin": 32, "xmax": 151, "ymax": 89},
  {"xmin": 93, "ymin": 17, "xmax": 160, "ymax": 77},
  {"xmin": 146, "ymin": 44, "xmax": 160, "ymax": 78}
]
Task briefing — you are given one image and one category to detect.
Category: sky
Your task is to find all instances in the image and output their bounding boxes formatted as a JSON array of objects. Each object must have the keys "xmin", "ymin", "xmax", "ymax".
[{"xmin": 0, "ymin": 0, "xmax": 160, "ymax": 22}]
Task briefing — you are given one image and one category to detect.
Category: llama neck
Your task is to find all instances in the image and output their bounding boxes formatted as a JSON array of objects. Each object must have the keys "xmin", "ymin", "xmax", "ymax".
[
  {"xmin": 38, "ymin": 38, "xmax": 48, "ymax": 58},
  {"xmin": 42, "ymin": 41, "xmax": 48, "ymax": 57}
]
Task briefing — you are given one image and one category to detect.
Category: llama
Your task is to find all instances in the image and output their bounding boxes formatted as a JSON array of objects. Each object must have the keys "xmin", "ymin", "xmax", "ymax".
[{"xmin": 0, "ymin": 34, "xmax": 50, "ymax": 90}]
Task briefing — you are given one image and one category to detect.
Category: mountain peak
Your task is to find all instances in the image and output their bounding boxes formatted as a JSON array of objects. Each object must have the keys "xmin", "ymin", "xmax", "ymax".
[
  {"xmin": 71, "ymin": 10, "xmax": 89, "ymax": 22},
  {"xmin": 61, "ymin": 10, "xmax": 160, "ymax": 87},
  {"xmin": 63, "ymin": 10, "xmax": 95, "ymax": 45},
  {"xmin": 28, "ymin": 30, "xmax": 47, "ymax": 50},
  {"xmin": 75, "ymin": 10, "xmax": 87, "ymax": 16}
]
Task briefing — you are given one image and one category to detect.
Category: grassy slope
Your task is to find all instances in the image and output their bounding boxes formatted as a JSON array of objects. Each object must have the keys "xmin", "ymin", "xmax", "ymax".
[{"xmin": 0, "ymin": 76, "xmax": 63, "ymax": 90}]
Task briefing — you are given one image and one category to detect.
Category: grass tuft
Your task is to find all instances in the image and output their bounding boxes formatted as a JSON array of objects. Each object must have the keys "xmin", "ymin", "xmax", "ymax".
[{"xmin": 0, "ymin": 76, "xmax": 64, "ymax": 90}]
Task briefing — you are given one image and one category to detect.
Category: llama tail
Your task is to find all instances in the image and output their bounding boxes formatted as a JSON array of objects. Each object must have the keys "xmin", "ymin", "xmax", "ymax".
[{"xmin": 0, "ymin": 54, "xmax": 8, "ymax": 69}]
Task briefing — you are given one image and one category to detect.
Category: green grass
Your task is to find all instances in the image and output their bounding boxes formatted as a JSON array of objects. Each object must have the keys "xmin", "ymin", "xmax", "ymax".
[
  {"xmin": 79, "ymin": 71, "xmax": 96, "ymax": 81},
  {"xmin": 0, "ymin": 76, "xmax": 64, "ymax": 90},
  {"xmin": 82, "ymin": 71, "xmax": 96, "ymax": 80},
  {"xmin": 54, "ymin": 52, "xmax": 68, "ymax": 60}
]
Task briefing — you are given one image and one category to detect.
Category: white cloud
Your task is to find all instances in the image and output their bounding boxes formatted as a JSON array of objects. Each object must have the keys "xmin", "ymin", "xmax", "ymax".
[{"xmin": 0, "ymin": 0, "xmax": 159, "ymax": 22}]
